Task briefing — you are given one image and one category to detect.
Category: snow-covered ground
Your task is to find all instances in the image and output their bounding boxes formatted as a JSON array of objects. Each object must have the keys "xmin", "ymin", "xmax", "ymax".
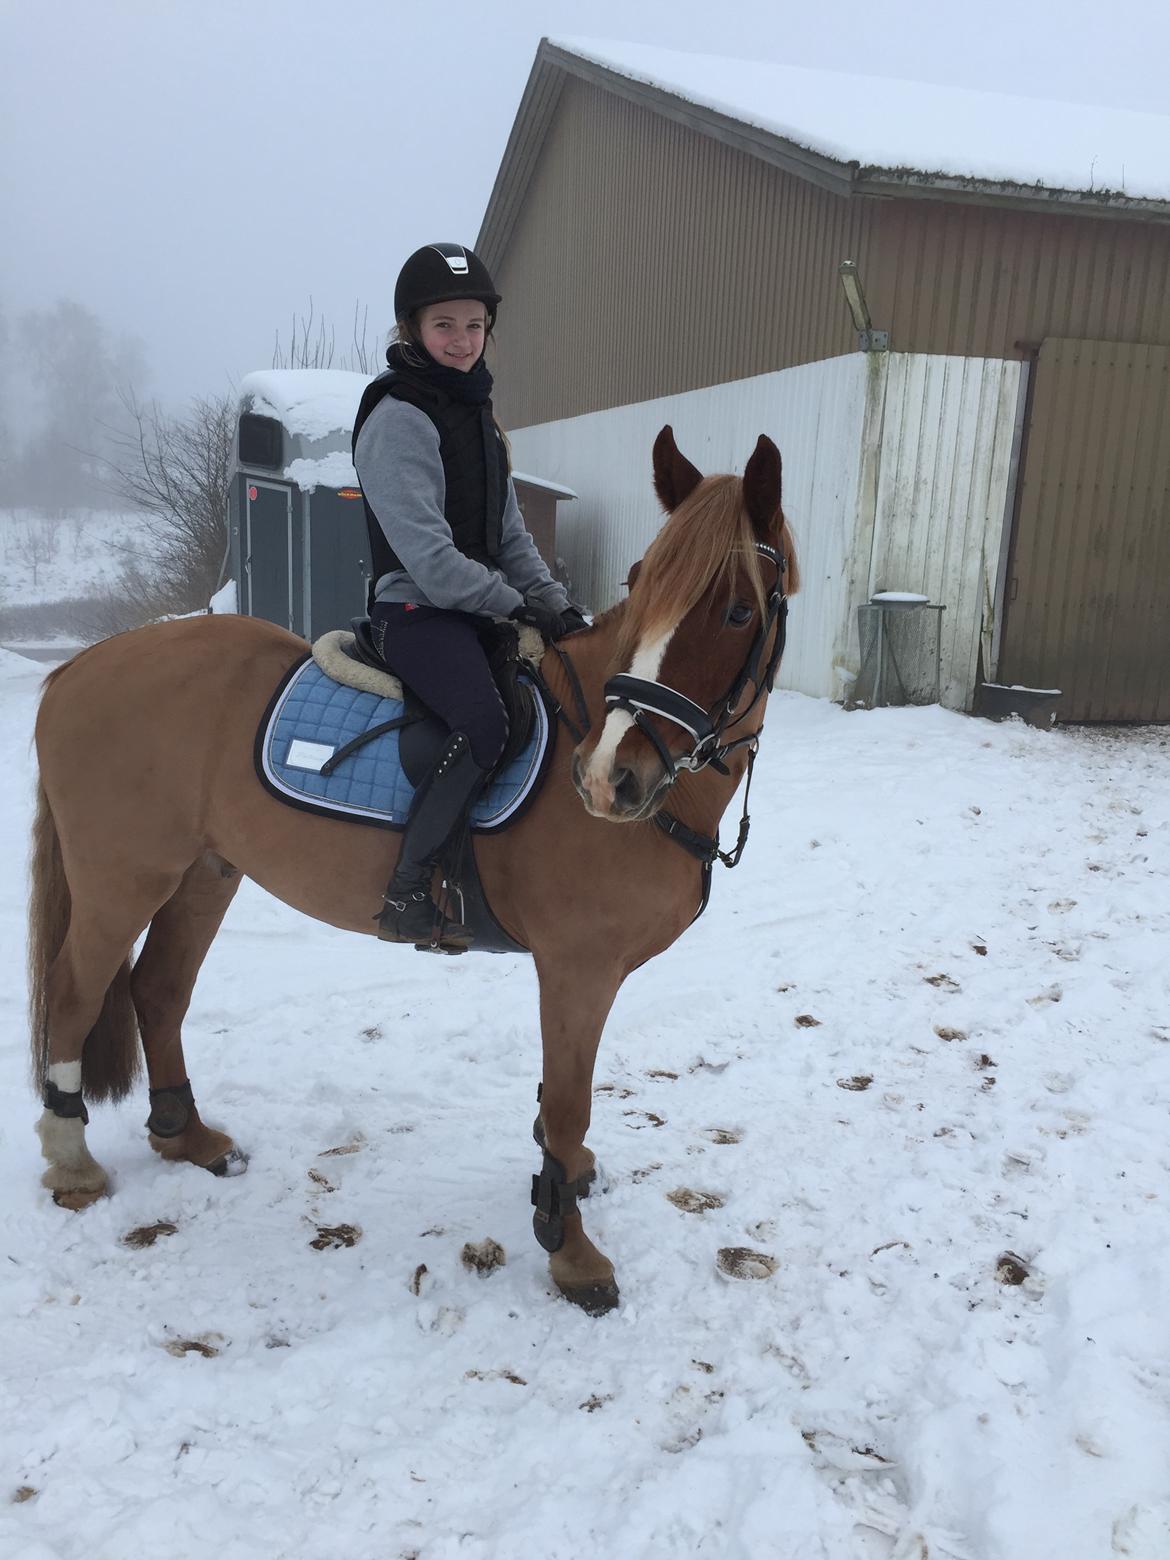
[
  {"xmin": 0, "ymin": 510, "xmax": 156, "ymax": 617},
  {"xmin": 1, "ymin": 645, "xmax": 1168, "ymax": 1560}
]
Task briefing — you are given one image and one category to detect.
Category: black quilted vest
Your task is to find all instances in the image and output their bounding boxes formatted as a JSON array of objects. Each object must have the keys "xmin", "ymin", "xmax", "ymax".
[{"xmin": 352, "ymin": 363, "xmax": 508, "ymax": 609}]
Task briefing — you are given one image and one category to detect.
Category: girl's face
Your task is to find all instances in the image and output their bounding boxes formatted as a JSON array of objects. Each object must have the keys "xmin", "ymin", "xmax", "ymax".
[{"xmin": 416, "ymin": 299, "xmax": 488, "ymax": 371}]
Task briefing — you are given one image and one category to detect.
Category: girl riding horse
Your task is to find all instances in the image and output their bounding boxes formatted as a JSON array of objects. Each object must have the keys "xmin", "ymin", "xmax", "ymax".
[{"xmin": 353, "ymin": 241, "xmax": 586, "ymax": 944}]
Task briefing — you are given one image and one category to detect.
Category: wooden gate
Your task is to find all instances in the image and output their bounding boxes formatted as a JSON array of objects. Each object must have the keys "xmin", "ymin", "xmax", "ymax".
[{"xmin": 1000, "ymin": 338, "xmax": 1170, "ymax": 721}]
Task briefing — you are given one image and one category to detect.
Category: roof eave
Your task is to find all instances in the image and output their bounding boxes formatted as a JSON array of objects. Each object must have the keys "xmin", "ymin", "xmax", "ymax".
[
  {"xmin": 857, "ymin": 167, "xmax": 1170, "ymax": 224},
  {"xmin": 478, "ymin": 40, "xmax": 1170, "ymax": 271}
]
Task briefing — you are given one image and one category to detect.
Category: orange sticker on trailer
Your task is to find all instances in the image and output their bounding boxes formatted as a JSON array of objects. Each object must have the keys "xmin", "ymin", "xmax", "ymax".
[{"xmin": 336, "ymin": 488, "xmax": 362, "ymax": 499}]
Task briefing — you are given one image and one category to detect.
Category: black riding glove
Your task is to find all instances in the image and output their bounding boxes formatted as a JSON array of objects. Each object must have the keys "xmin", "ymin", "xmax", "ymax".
[
  {"xmin": 556, "ymin": 606, "xmax": 590, "ymax": 638},
  {"xmin": 510, "ymin": 597, "xmax": 567, "ymax": 640}
]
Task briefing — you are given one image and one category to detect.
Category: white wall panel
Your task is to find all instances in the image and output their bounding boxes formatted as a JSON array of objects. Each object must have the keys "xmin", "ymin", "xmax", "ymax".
[
  {"xmin": 507, "ymin": 357, "xmax": 870, "ymax": 700},
  {"xmin": 508, "ymin": 353, "xmax": 1023, "ymax": 709},
  {"xmin": 871, "ymin": 356, "xmax": 1023, "ymax": 708}
]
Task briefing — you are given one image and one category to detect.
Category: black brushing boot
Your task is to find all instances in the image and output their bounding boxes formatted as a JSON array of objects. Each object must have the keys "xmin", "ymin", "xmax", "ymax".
[{"xmin": 378, "ymin": 732, "xmax": 488, "ymax": 945}]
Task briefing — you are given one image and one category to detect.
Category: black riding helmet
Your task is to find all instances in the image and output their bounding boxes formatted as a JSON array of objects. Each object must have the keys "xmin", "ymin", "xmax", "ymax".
[{"xmin": 394, "ymin": 242, "xmax": 501, "ymax": 324}]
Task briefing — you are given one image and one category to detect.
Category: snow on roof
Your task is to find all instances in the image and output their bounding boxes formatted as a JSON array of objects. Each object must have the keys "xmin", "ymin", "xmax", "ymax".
[
  {"xmin": 551, "ymin": 37, "xmax": 1170, "ymax": 202},
  {"xmin": 239, "ymin": 370, "xmax": 370, "ymax": 440},
  {"xmin": 511, "ymin": 470, "xmax": 577, "ymax": 499},
  {"xmin": 283, "ymin": 451, "xmax": 359, "ymax": 493}
]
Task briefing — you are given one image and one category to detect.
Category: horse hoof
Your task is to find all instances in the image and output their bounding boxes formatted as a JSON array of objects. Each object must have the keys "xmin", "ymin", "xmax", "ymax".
[
  {"xmin": 52, "ymin": 1184, "xmax": 107, "ymax": 1211},
  {"xmin": 556, "ymin": 1276, "xmax": 620, "ymax": 1316},
  {"xmin": 208, "ymin": 1147, "xmax": 249, "ymax": 1177}
]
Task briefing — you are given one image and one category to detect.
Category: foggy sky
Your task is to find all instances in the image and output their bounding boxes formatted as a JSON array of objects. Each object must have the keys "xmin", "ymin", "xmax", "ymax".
[{"xmin": 3, "ymin": 0, "xmax": 1167, "ymax": 409}]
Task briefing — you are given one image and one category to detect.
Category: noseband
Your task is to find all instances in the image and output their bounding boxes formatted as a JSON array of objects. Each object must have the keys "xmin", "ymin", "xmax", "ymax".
[{"xmin": 602, "ymin": 542, "xmax": 788, "ymax": 785}]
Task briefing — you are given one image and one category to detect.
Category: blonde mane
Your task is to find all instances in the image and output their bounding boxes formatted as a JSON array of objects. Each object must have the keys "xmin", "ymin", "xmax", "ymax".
[{"xmin": 617, "ymin": 474, "xmax": 799, "ymax": 663}]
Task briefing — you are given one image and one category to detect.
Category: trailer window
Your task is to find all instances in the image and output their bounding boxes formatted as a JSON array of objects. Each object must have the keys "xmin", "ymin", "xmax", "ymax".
[{"xmin": 238, "ymin": 414, "xmax": 283, "ymax": 469}]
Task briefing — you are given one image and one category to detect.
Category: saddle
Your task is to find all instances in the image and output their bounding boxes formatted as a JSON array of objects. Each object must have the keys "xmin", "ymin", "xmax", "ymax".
[
  {"xmin": 314, "ymin": 616, "xmax": 541, "ymax": 785},
  {"xmin": 256, "ymin": 618, "xmax": 555, "ymax": 957}
]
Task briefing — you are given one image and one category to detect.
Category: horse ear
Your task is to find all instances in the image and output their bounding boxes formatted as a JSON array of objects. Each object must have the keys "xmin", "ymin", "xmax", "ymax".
[
  {"xmin": 743, "ymin": 434, "xmax": 782, "ymax": 537},
  {"xmin": 625, "ymin": 560, "xmax": 642, "ymax": 592},
  {"xmin": 652, "ymin": 425, "xmax": 703, "ymax": 513}
]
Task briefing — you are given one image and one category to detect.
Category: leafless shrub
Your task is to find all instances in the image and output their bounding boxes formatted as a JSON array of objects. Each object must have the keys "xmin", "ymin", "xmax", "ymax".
[
  {"xmin": 102, "ymin": 389, "xmax": 234, "ymax": 623},
  {"xmin": 273, "ymin": 298, "xmax": 376, "ymax": 373}
]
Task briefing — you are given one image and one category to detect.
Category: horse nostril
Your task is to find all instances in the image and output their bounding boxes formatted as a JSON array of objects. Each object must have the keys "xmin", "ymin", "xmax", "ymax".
[{"xmin": 612, "ymin": 767, "xmax": 642, "ymax": 811}]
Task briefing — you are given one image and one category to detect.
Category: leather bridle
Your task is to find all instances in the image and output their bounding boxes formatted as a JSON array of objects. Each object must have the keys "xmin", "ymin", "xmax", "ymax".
[{"xmin": 601, "ymin": 542, "xmax": 788, "ymax": 786}]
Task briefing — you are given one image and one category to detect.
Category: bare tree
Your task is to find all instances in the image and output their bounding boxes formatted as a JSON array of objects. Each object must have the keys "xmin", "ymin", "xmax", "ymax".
[
  {"xmin": 273, "ymin": 298, "xmax": 376, "ymax": 373},
  {"xmin": 103, "ymin": 388, "xmax": 234, "ymax": 618},
  {"xmin": 10, "ymin": 516, "xmax": 61, "ymax": 587}
]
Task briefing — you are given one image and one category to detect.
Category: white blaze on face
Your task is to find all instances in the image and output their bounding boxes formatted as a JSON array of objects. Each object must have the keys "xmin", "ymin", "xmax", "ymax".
[{"xmin": 582, "ymin": 624, "xmax": 678, "ymax": 811}]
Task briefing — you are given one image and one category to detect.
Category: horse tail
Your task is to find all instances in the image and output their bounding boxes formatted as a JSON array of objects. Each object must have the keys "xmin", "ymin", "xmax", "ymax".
[{"xmin": 28, "ymin": 779, "xmax": 141, "ymax": 1103}]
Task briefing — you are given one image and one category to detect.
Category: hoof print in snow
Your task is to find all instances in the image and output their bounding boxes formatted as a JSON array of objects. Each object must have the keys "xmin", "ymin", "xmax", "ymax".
[
  {"xmin": 595, "ymin": 1082, "xmax": 635, "ymax": 1099},
  {"xmin": 12, "ymin": 1487, "xmax": 37, "ymax": 1504},
  {"xmin": 1048, "ymin": 898, "xmax": 1077, "ymax": 913},
  {"xmin": 716, "ymin": 1246, "xmax": 777, "ymax": 1281},
  {"xmin": 794, "ymin": 1013, "xmax": 821, "ymax": 1028},
  {"xmin": 924, "ymin": 973, "xmax": 961, "ymax": 992},
  {"xmin": 579, "ymin": 1392, "xmax": 613, "ymax": 1412},
  {"xmin": 461, "ymin": 1238, "xmax": 506, "ymax": 1275},
  {"xmin": 310, "ymin": 1223, "xmax": 362, "ymax": 1250},
  {"xmin": 165, "ymin": 1334, "xmax": 222, "ymax": 1358},
  {"xmin": 667, "ymin": 1187, "xmax": 725, "ymax": 1214},
  {"xmin": 1028, "ymin": 984, "xmax": 1063, "ymax": 1006},
  {"xmin": 631, "ymin": 1163, "xmax": 663, "ymax": 1182},
  {"xmin": 361, "ymin": 1024, "xmax": 382, "ymax": 1042},
  {"xmin": 623, "ymin": 1108, "xmax": 666, "ymax": 1128},
  {"xmin": 121, "ymin": 1221, "xmax": 178, "ymax": 1249},
  {"xmin": 704, "ymin": 1127, "xmax": 742, "ymax": 1145},
  {"xmin": 972, "ymin": 943, "xmax": 988, "ymax": 955},
  {"xmin": 934, "ymin": 1025, "xmax": 967, "ymax": 1041},
  {"xmin": 646, "ymin": 1068, "xmax": 679, "ymax": 1080},
  {"xmin": 688, "ymin": 1055, "xmax": 731, "ymax": 1073},
  {"xmin": 307, "ymin": 1168, "xmax": 336, "ymax": 1192},
  {"xmin": 837, "ymin": 1075, "xmax": 873, "ymax": 1091},
  {"xmin": 410, "ymin": 1263, "xmax": 429, "ymax": 1296},
  {"xmin": 465, "ymin": 1367, "xmax": 526, "ymax": 1385},
  {"xmin": 973, "ymin": 1053, "xmax": 998, "ymax": 1070},
  {"xmin": 995, "ymin": 1251, "xmax": 1030, "ymax": 1285},
  {"xmin": 318, "ymin": 1136, "xmax": 365, "ymax": 1158}
]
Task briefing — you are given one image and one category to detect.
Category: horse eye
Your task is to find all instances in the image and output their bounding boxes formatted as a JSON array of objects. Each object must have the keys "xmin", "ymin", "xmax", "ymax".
[{"xmin": 725, "ymin": 601, "xmax": 754, "ymax": 627}]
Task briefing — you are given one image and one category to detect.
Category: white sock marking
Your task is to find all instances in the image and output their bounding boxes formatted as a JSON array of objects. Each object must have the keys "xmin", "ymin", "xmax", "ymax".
[{"xmin": 48, "ymin": 1061, "xmax": 82, "ymax": 1094}]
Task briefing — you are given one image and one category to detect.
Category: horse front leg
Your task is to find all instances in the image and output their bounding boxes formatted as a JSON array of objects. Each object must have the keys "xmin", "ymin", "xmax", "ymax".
[{"xmin": 532, "ymin": 957, "xmax": 622, "ymax": 1315}]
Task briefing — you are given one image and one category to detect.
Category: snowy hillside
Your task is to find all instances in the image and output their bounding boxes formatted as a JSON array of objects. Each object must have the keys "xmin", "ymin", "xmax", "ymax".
[
  {"xmin": 1, "ymin": 646, "xmax": 1168, "ymax": 1559},
  {"xmin": 0, "ymin": 510, "xmax": 158, "ymax": 612}
]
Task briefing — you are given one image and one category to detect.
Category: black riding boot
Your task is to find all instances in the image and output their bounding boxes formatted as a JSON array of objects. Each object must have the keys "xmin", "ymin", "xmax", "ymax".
[{"xmin": 378, "ymin": 732, "xmax": 488, "ymax": 945}]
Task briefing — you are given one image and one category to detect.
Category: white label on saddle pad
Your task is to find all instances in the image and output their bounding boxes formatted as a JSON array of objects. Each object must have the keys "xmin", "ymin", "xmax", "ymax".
[{"xmin": 286, "ymin": 739, "xmax": 335, "ymax": 772}]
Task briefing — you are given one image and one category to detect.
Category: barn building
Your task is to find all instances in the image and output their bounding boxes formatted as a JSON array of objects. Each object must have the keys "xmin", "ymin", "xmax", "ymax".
[{"xmin": 479, "ymin": 40, "xmax": 1170, "ymax": 721}]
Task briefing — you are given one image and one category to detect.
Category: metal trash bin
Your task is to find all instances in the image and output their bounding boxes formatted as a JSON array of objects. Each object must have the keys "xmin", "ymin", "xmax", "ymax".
[{"xmin": 852, "ymin": 592, "xmax": 945, "ymax": 708}]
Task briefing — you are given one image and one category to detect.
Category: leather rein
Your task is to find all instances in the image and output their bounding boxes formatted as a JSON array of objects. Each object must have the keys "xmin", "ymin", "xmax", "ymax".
[{"xmin": 537, "ymin": 541, "xmax": 788, "ymax": 879}]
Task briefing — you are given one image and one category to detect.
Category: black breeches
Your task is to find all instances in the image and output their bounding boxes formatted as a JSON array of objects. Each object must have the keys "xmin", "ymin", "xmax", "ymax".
[{"xmin": 370, "ymin": 603, "xmax": 509, "ymax": 770}]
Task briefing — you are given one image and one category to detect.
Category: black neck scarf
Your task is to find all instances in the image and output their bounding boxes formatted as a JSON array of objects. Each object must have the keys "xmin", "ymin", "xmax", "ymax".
[{"xmin": 385, "ymin": 341, "xmax": 493, "ymax": 406}]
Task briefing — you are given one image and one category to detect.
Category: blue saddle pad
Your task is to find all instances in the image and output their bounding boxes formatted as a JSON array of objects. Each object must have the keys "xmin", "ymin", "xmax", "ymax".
[{"xmin": 256, "ymin": 656, "xmax": 552, "ymax": 831}]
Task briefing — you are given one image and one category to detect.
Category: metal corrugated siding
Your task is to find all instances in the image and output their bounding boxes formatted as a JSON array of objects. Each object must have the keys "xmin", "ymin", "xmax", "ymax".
[
  {"xmin": 869, "ymin": 356, "xmax": 1024, "ymax": 709},
  {"xmin": 870, "ymin": 202, "xmax": 1170, "ymax": 360},
  {"xmin": 505, "ymin": 357, "xmax": 871, "ymax": 701},
  {"xmin": 999, "ymin": 338, "xmax": 1170, "ymax": 720},
  {"xmin": 491, "ymin": 77, "xmax": 868, "ymax": 430}
]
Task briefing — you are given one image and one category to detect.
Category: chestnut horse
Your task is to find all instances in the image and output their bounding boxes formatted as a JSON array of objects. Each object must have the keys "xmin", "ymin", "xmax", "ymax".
[{"xmin": 28, "ymin": 426, "xmax": 798, "ymax": 1314}]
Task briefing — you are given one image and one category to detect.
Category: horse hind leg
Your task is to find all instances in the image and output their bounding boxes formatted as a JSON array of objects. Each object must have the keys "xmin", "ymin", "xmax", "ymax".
[
  {"xmin": 130, "ymin": 852, "xmax": 245, "ymax": 1176},
  {"xmin": 33, "ymin": 847, "xmax": 184, "ymax": 1210}
]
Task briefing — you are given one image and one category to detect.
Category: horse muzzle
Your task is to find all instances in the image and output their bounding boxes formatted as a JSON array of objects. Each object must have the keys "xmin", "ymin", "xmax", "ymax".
[{"xmin": 571, "ymin": 748, "xmax": 670, "ymax": 822}]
